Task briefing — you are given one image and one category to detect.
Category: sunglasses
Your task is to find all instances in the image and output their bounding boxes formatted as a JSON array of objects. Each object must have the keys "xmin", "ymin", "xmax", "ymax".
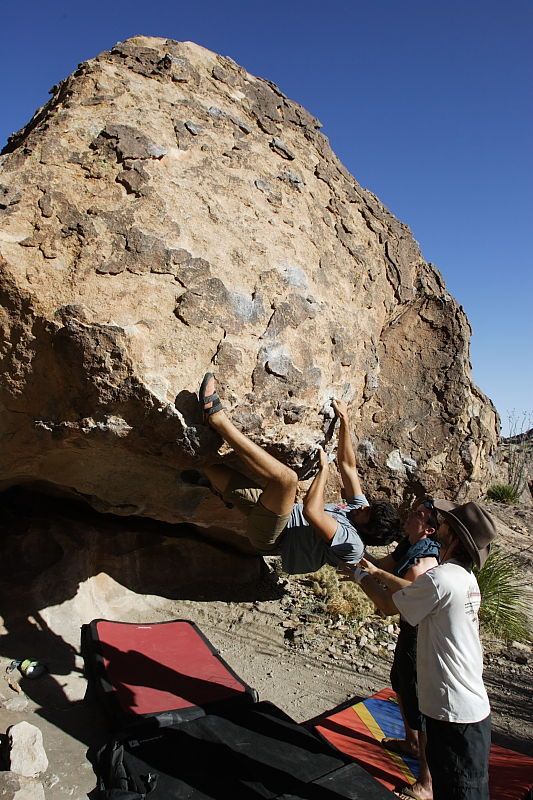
[{"xmin": 421, "ymin": 498, "xmax": 439, "ymax": 529}]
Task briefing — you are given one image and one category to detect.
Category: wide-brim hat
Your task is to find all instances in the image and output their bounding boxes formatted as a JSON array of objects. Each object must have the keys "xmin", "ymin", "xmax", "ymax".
[{"xmin": 433, "ymin": 500, "xmax": 497, "ymax": 568}]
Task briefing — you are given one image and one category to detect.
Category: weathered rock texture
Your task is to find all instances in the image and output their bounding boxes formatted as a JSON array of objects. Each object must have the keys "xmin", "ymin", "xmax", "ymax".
[
  {"xmin": 0, "ymin": 36, "xmax": 498, "ymax": 532},
  {"xmin": 6, "ymin": 721, "xmax": 48, "ymax": 777},
  {"xmin": 0, "ymin": 773, "xmax": 45, "ymax": 800}
]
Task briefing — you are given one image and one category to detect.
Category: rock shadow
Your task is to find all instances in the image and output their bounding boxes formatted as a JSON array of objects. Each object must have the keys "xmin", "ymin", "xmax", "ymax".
[{"xmin": 0, "ymin": 486, "xmax": 283, "ymax": 755}]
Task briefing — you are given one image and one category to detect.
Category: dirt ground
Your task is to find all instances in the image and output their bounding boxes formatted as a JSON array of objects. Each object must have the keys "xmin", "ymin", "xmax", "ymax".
[{"xmin": 0, "ymin": 498, "xmax": 532, "ymax": 798}]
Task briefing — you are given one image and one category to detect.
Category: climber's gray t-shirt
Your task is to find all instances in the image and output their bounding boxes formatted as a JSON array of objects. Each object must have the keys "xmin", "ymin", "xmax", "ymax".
[{"xmin": 278, "ymin": 495, "xmax": 368, "ymax": 575}]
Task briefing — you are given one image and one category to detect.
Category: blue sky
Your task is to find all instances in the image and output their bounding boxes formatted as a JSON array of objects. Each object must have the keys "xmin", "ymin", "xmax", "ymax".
[{"xmin": 1, "ymin": 0, "xmax": 531, "ymax": 434}]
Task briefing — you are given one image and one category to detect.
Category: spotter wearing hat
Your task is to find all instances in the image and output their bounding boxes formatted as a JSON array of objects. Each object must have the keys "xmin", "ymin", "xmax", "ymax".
[{"xmin": 432, "ymin": 500, "xmax": 497, "ymax": 568}]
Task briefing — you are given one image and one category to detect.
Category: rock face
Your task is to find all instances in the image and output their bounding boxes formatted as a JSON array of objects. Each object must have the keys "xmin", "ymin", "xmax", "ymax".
[{"xmin": 0, "ymin": 36, "xmax": 498, "ymax": 532}]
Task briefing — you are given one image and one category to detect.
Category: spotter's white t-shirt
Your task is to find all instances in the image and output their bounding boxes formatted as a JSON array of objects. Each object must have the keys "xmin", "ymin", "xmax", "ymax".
[{"xmin": 393, "ymin": 560, "xmax": 490, "ymax": 723}]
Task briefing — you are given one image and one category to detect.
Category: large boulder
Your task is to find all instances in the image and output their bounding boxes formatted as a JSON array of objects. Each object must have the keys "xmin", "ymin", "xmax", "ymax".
[{"xmin": 0, "ymin": 36, "xmax": 498, "ymax": 532}]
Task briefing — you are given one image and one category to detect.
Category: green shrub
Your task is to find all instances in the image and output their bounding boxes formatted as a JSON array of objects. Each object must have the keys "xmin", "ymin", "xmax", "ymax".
[
  {"xmin": 486, "ymin": 483, "xmax": 520, "ymax": 504},
  {"xmin": 476, "ymin": 547, "xmax": 532, "ymax": 642}
]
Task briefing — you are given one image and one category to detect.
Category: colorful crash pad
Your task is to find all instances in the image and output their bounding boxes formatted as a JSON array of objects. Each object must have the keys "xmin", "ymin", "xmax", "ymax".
[{"xmin": 313, "ymin": 688, "xmax": 533, "ymax": 799}]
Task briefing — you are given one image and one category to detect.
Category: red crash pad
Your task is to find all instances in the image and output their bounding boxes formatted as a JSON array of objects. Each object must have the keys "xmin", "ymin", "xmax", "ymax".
[{"xmin": 81, "ymin": 618, "xmax": 258, "ymax": 726}]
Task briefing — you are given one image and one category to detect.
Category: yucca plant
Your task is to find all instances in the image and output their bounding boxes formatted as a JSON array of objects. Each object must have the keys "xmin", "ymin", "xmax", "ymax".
[
  {"xmin": 486, "ymin": 483, "xmax": 520, "ymax": 504},
  {"xmin": 476, "ymin": 547, "xmax": 532, "ymax": 642}
]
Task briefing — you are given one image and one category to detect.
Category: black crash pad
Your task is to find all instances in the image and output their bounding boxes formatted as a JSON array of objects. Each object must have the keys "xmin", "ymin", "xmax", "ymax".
[{"xmin": 96, "ymin": 701, "xmax": 392, "ymax": 799}]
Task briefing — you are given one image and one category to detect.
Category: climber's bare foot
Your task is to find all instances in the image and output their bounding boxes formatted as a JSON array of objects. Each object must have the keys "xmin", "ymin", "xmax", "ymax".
[{"xmin": 395, "ymin": 780, "xmax": 433, "ymax": 799}]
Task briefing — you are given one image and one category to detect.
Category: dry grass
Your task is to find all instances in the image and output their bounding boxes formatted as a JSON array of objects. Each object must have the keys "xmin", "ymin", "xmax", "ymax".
[{"xmin": 306, "ymin": 565, "xmax": 376, "ymax": 620}]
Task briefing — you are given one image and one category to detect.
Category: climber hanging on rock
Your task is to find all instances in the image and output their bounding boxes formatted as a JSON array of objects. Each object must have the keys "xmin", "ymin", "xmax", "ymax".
[{"xmin": 183, "ymin": 372, "xmax": 400, "ymax": 574}]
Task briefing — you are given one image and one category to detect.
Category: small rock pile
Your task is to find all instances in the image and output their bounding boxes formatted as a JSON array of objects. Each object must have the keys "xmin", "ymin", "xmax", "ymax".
[{"xmin": 273, "ymin": 567, "xmax": 400, "ymax": 674}]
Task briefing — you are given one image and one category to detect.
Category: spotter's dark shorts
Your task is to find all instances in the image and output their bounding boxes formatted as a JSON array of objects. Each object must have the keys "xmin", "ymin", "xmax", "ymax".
[{"xmin": 424, "ymin": 713, "xmax": 491, "ymax": 800}]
